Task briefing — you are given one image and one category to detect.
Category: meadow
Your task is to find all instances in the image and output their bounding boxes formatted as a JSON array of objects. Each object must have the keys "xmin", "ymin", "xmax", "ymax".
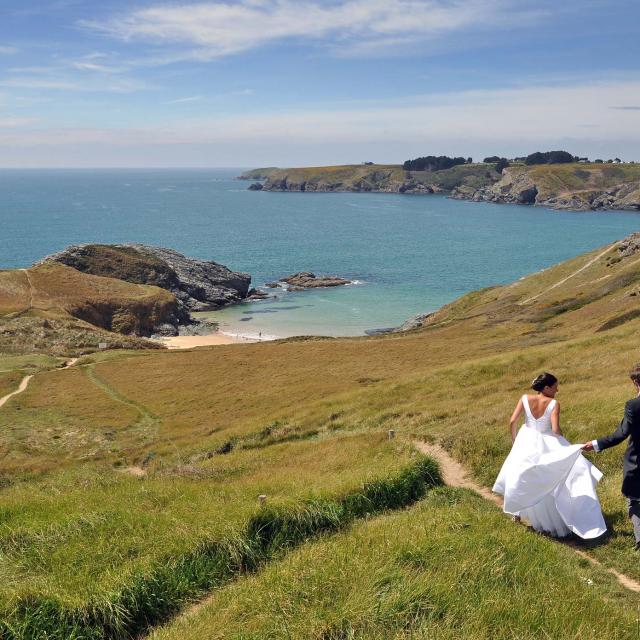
[{"xmin": 2, "ymin": 234, "xmax": 640, "ymax": 637}]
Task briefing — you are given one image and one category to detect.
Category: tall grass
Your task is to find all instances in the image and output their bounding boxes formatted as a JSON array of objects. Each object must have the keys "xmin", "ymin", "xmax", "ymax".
[
  {"xmin": 153, "ymin": 488, "xmax": 639, "ymax": 640},
  {"xmin": 0, "ymin": 456, "xmax": 441, "ymax": 639}
]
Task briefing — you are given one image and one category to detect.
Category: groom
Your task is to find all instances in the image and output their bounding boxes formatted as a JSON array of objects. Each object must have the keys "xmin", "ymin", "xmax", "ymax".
[{"xmin": 582, "ymin": 364, "xmax": 640, "ymax": 549}]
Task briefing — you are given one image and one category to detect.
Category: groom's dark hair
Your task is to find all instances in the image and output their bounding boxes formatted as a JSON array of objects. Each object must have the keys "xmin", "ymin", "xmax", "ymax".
[
  {"xmin": 531, "ymin": 372, "xmax": 558, "ymax": 392},
  {"xmin": 630, "ymin": 364, "xmax": 640, "ymax": 385}
]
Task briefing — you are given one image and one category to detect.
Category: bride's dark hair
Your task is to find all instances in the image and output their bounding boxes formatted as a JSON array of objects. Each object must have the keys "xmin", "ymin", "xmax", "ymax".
[{"xmin": 531, "ymin": 372, "xmax": 558, "ymax": 392}]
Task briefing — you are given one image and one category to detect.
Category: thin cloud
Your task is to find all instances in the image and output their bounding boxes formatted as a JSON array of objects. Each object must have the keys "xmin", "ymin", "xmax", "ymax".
[
  {"xmin": 165, "ymin": 95, "xmax": 203, "ymax": 104},
  {"xmin": 0, "ymin": 46, "xmax": 19, "ymax": 55},
  {"xmin": 0, "ymin": 116, "xmax": 37, "ymax": 127},
  {"xmin": 84, "ymin": 0, "xmax": 545, "ymax": 62},
  {"xmin": 72, "ymin": 61, "xmax": 125, "ymax": 73},
  {"xmin": 0, "ymin": 76, "xmax": 153, "ymax": 93},
  {"xmin": 3, "ymin": 79, "xmax": 640, "ymax": 147},
  {"xmin": 610, "ymin": 105, "xmax": 640, "ymax": 110}
]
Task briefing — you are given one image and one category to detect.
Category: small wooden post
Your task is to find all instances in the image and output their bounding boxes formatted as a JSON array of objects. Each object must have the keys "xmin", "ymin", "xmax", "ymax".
[
  {"xmin": 258, "ymin": 494, "xmax": 267, "ymax": 505},
  {"xmin": 388, "ymin": 429, "xmax": 395, "ymax": 440}
]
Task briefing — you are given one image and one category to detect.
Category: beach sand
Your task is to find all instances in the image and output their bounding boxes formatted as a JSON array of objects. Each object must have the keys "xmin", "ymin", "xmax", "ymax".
[{"xmin": 156, "ymin": 333, "xmax": 259, "ymax": 349}]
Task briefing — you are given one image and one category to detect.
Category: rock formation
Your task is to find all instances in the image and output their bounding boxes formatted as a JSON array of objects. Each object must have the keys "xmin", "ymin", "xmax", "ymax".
[
  {"xmin": 38, "ymin": 244, "xmax": 252, "ymax": 316},
  {"xmin": 246, "ymin": 163, "xmax": 640, "ymax": 212},
  {"xmin": 277, "ymin": 272, "xmax": 351, "ymax": 290},
  {"xmin": 451, "ymin": 166, "xmax": 640, "ymax": 211}
]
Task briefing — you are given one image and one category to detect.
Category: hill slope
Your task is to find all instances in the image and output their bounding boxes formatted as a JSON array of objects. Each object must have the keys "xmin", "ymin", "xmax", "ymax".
[
  {"xmin": 0, "ymin": 262, "xmax": 175, "ymax": 354},
  {"xmin": 241, "ymin": 162, "xmax": 640, "ymax": 211},
  {"xmin": 4, "ymin": 235, "xmax": 640, "ymax": 636}
]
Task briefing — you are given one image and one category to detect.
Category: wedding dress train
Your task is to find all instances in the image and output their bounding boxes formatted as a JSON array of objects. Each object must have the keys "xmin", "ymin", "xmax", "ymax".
[{"xmin": 493, "ymin": 395, "xmax": 606, "ymax": 539}]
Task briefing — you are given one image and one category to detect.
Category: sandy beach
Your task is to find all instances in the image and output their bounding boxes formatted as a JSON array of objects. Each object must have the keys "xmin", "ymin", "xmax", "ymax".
[{"xmin": 156, "ymin": 333, "xmax": 259, "ymax": 349}]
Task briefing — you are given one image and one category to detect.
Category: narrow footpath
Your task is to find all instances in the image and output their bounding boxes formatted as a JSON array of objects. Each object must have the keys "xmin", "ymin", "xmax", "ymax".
[
  {"xmin": 0, "ymin": 357, "xmax": 78, "ymax": 410},
  {"xmin": 0, "ymin": 374, "xmax": 34, "ymax": 409},
  {"xmin": 414, "ymin": 440, "xmax": 640, "ymax": 593}
]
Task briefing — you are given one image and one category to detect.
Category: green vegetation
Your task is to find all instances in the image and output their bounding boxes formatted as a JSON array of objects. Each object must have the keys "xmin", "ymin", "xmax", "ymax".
[
  {"xmin": 525, "ymin": 150, "xmax": 575, "ymax": 165},
  {"xmin": 0, "ymin": 437, "xmax": 440, "ymax": 638},
  {"xmin": 4, "ymin": 235, "xmax": 640, "ymax": 636},
  {"xmin": 153, "ymin": 488, "xmax": 639, "ymax": 640},
  {"xmin": 402, "ymin": 155, "xmax": 468, "ymax": 171}
]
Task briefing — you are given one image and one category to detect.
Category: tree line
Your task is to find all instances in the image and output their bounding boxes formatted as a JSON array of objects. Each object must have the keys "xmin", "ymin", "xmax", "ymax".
[{"xmin": 402, "ymin": 151, "xmax": 630, "ymax": 173}]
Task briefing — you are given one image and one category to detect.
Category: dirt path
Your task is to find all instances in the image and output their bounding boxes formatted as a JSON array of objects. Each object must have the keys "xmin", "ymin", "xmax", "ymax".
[
  {"xmin": 19, "ymin": 268, "xmax": 34, "ymax": 310},
  {"xmin": 0, "ymin": 374, "xmax": 34, "ymax": 408},
  {"xmin": 414, "ymin": 440, "xmax": 640, "ymax": 593},
  {"xmin": 0, "ymin": 357, "xmax": 78, "ymax": 411},
  {"xmin": 520, "ymin": 243, "xmax": 617, "ymax": 305}
]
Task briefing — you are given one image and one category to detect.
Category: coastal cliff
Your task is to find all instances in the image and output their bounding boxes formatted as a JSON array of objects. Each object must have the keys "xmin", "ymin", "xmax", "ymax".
[
  {"xmin": 39, "ymin": 244, "xmax": 252, "ymax": 315},
  {"xmin": 241, "ymin": 162, "xmax": 640, "ymax": 212},
  {"xmin": 451, "ymin": 163, "xmax": 640, "ymax": 211},
  {"xmin": 0, "ymin": 245, "xmax": 254, "ymax": 354},
  {"xmin": 244, "ymin": 163, "xmax": 500, "ymax": 195}
]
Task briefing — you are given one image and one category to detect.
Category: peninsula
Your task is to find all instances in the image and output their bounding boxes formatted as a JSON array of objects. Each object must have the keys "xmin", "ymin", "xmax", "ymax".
[{"xmin": 240, "ymin": 158, "xmax": 640, "ymax": 212}]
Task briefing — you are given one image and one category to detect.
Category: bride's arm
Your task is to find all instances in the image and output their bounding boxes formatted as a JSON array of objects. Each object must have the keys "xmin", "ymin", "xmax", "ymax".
[
  {"xmin": 550, "ymin": 402, "xmax": 562, "ymax": 436},
  {"xmin": 509, "ymin": 398, "xmax": 524, "ymax": 443}
]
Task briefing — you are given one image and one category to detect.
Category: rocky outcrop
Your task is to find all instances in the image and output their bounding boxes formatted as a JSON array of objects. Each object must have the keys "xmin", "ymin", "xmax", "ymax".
[
  {"xmin": 276, "ymin": 272, "xmax": 351, "ymax": 290},
  {"xmin": 452, "ymin": 166, "xmax": 640, "ymax": 212},
  {"xmin": 248, "ymin": 182, "xmax": 263, "ymax": 191},
  {"xmin": 618, "ymin": 232, "xmax": 640, "ymax": 257},
  {"xmin": 252, "ymin": 163, "xmax": 640, "ymax": 212},
  {"xmin": 393, "ymin": 313, "xmax": 434, "ymax": 332},
  {"xmin": 38, "ymin": 244, "xmax": 252, "ymax": 317},
  {"xmin": 453, "ymin": 169, "xmax": 540, "ymax": 205},
  {"xmin": 256, "ymin": 165, "xmax": 498, "ymax": 195}
]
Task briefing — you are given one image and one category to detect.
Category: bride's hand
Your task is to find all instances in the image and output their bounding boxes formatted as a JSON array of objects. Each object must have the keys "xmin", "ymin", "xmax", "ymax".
[{"xmin": 581, "ymin": 442, "xmax": 594, "ymax": 452}]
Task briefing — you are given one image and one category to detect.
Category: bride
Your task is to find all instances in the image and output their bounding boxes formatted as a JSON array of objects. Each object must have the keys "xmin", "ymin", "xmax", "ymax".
[{"xmin": 493, "ymin": 372, "xmax": 606, "ymax": 539}]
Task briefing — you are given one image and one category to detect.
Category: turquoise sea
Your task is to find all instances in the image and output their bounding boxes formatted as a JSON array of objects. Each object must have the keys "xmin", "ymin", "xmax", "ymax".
[{"xmin": 1, "ymin": 168, "xmax": 639, "ymax": 338}]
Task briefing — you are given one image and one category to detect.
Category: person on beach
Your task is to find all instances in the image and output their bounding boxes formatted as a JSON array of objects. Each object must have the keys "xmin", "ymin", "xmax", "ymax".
[
  {"xmin": 582, "ymin": 364, "xmax": 640, "ymax": 550},
  {"xmin": 493, "ymin": 372, "xmax": 606, "ymax": 539}
]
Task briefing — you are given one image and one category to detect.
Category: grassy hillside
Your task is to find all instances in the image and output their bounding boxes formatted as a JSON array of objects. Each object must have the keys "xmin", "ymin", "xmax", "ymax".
[
  {"xmin": 4, "ymin": 235, "xmax": 640, "ymax": 636},
  {"xmin": 247, "ymin": 162, "xmax": 500, "ymax": 193},
  {"xmin": 0, "ymin": 263, "xmax": 175, "ymax": 355},
  {"xmin": 242, "ymin": 162, "xmax": 640, "ymax": 210},
  {"xmin": 154, "ymin": 489, "xmax": 639, "ymax": 640}
]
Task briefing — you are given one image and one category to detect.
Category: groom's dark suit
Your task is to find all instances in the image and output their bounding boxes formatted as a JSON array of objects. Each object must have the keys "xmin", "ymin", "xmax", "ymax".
[
  {"xmin": 596, "ymin": 396, "xmax": 640, "ymax": 498},
  {"xmin": 595, "ymin": 395, "xmax": 640, "ymax": 545}
]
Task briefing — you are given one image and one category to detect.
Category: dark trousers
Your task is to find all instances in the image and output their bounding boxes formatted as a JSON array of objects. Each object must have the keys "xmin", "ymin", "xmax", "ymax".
[{"xmin": 628, "ymin": 498, "xmax": 640, "ymax": 543}]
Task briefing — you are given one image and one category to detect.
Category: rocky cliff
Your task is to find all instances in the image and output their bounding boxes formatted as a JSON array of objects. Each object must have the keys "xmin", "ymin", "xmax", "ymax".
[
  {"xmin": 244, "ymin": 162, "xmax": 640, "ymax": 212},
  {"xmin": 246, "ymin": 164, "xmax": 500, "ymax": 195},
  {"xmin": 451, "ymin": 164, "xmax": 640, "ymax": 211},
  {"xmin": 39, "ymin": 244, "xmax": 252, "ymax": 317}
]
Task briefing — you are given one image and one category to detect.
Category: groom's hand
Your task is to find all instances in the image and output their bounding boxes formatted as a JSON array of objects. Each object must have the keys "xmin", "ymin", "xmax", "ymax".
[{"xmin": 581, "ymin": 442, "xmax": 594, "ymax": 452}]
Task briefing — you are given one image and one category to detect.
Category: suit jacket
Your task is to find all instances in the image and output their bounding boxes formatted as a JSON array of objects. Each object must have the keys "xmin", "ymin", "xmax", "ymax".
[{"xmin": 597, "ymin": 395, "xmax": 640, "ymax": 499}]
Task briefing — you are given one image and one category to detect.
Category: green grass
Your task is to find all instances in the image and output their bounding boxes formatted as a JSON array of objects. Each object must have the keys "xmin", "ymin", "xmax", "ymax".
[
  {"xmin": 152, "ymin": 488, "xmax": 639, "ymax": 640},
  {"xmin": 4, "ymin": 236, "xmax": 640, "ymax": 636},
  {"xmin": 0, "ymin": 436, "xmax": 440, "ymax": 638}
]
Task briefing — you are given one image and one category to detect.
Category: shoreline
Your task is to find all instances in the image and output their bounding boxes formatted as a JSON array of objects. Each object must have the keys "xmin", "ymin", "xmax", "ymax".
[{"xmin": 155, "ymin": 332, "xmax": 263, "ymax": 349}]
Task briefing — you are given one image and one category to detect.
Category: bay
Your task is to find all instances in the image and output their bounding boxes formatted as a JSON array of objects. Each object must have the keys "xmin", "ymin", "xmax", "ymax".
[{"xmin": 1, "ymin": 168, "xmax": 639, "ymax": 338}]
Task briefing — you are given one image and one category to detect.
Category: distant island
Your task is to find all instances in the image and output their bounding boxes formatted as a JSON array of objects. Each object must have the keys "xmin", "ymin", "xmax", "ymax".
[{"xmin": 239, "ymin": 152, "xmax": 640, "ymax": 212}]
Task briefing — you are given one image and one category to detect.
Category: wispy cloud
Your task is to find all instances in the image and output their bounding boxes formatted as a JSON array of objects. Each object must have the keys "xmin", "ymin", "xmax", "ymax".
[
  {"xmin": 0, "ymin": 116, "xmax": 37, "ymax": 127},
  {"xmin": 72, "ymin": 61, "xmax": 124, "ymax": 73},
  {"xmin": 0, "ymin": 76, "xmax": 153, "ymax": 93},
  {"xmin": 0, "ymin": 46, "xmax": 19, "ymax": 55},
  {"xmin": 610, "ymin": 105, "xmax": 640, "ymax": 110},
  {"xmin": 3, "ymin": 79, "xmax": 639, "ymax": 147},
  {"xmin": 83, "ymin": 0, "xmax": 545, "ymax": 62},
  {"xmin": 165, "ymin": 95, "xmax": 202, "ymax": 104}
]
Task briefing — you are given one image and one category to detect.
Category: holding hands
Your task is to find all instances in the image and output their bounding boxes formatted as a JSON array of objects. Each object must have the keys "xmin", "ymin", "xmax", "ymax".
[{"xmin": 581, "ymin": 442, "xmax": 594, "ymax": 452}]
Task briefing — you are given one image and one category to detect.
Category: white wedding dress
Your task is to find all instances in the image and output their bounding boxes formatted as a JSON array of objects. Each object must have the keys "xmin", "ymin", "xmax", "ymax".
[{"xmin": 493, "ymin": 395, "xmax": 606, "ymax": 539}]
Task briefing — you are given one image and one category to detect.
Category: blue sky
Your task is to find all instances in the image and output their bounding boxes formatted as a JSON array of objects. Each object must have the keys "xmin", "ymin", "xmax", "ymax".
[{"xmin": 0, "ymin": 0, "xmax": 639, "ymax": 167}]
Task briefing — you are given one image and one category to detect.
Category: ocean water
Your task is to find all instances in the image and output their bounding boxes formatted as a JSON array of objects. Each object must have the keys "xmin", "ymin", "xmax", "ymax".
[{"xmin": 1, "ymin": 168, "xmax": 639, "ymax": 338}]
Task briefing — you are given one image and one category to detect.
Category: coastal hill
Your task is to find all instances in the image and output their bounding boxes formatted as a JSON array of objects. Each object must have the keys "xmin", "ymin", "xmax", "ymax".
[
  {"xmin": 0, "ymin": 244, "xmax": 253, "ymax": 355},
  {"xmin": 3, "ymin": 236, "xmax": 640, "ymax": 637},
  {"xmin": 240, "ymin": 161, "xmax": 640, "ymax": 211}
]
